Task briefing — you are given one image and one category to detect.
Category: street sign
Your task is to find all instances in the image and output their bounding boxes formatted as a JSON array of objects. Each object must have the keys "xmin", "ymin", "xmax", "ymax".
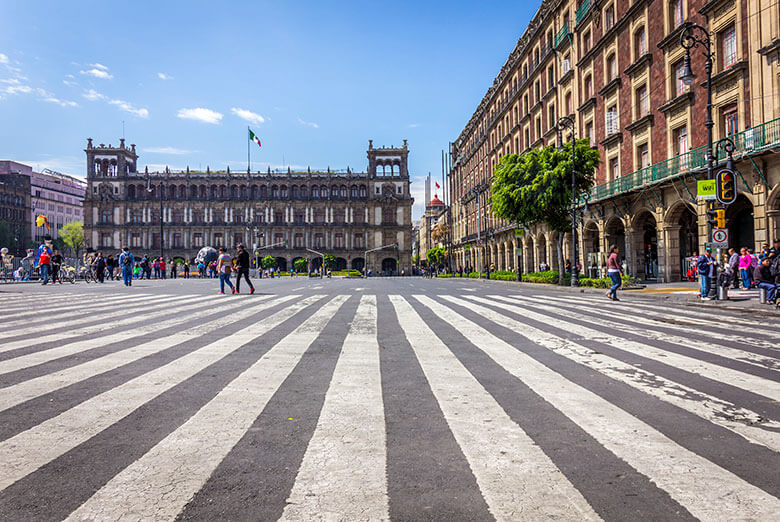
[
  {"xmin": 697, "ymin": 180, "xmax": 716, "ymax": 200},
  {"xmin": 712, "ymin": 228, "xmax": 728, "ymax": 244},
  {"xmin": 514, "ymin": 229, "xmax": 525, "ymax": 237},
  {"xmin": 706, "ymin": 240, "xmax": 728, "ymax": 249},
  {"xmin": 464, "ymin": 244, "xmax": 471, "ymax": 250}
]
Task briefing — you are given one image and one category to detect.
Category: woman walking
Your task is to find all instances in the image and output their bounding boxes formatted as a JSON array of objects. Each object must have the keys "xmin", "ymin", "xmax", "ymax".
[
  {"xmin": 217, "ymin": 247, "xmax": 235, "ymax": 295},
  {"xmin": 738, "ymin": 248, "xmax": 753, "ymax": 289},
  {"xmin": 606, "ymin": 244, "xmax": 623, "ymax": 301}
]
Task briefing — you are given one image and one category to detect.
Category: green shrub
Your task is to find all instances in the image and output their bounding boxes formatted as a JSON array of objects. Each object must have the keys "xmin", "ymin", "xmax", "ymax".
[
  {"xmin": 436, "ymin": 273, "xmax": 452, "ymax": 278},
  {"xmin": 468, "ymin": 272, "xmax": 480, "ymax": 278}
]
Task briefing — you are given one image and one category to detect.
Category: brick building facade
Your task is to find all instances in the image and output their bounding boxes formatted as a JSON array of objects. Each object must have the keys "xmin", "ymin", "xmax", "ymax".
[
  {"xmin": 450, "ymin": 0, "xmax": 780, "ymax": 281},
  {"xmin": 83, "ymin": 138, "xmax": 414, "ymax": 274}
]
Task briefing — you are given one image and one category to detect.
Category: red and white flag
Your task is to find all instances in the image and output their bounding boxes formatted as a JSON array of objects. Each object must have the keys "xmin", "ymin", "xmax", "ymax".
[{"xmin": 435, "ymin": 181, "xmax": 440, "ymax": 189}]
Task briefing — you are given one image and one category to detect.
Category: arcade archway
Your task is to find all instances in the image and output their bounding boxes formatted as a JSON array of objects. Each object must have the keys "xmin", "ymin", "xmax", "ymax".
[{"xmin": 727, "ymin": 194, "xmax": 755, "ymax": 251}]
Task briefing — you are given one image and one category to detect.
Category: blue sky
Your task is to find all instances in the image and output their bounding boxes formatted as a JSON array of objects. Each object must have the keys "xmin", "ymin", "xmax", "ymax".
[{"xmin": 0, "ymin": 1, "xmax": 537, "ymax": 219}]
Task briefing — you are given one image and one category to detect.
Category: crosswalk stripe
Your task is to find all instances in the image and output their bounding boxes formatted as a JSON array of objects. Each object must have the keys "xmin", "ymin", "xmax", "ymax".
[
  {"xmin": 281, "ymin": 295, "xmax": 388, "ymax": 521},
  {"xmin": 0, "ymin": 295, "xmax": 268, "ymax": 376},
  {"xmin": 0, "ymin": 294, "xmax": 326, "ymax": 492},
  {"xmin": 0, "ymin": 294, "xmax": 163, "ymax": 328},
  {"xmin": 544, "ymin": 294, "xmax": 780, "ymax": 333},
  {"xmin": 0, "ymin": 292, "xmax": 140, "ymax": 315},
  {"xmin": 462, "ymin": 295, "xmax": 780, "ymax": 403},
  {"xmin": 390, "ymin": 295, "xmax": 601, "ymax": 521},
  {"xmin": 0, "ymin": 294, "xmax": 195, "ymax": 350},
  {"xmin": 533, "ymin": 294, "xmax": 780, "ymax": 348},
  {"xmin": 430, "ymin": 296, "xmax": 780, "ymax": 452},
  {"xmin": 64, "ymin": 295, "xmax": 348, "ymax": 521},
  {"xmin": 0, "ymin": 294, "xmax": 302, "ymax": 414},
  {"xmin": 504, "ymin": 295, "xmax": 780, "ymax": 371},
  {"xmin": 426, "ymin": 295, "xmax": 780, "ymax": 519}
]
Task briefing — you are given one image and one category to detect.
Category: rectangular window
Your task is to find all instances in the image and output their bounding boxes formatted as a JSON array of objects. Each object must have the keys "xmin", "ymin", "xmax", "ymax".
[
  {"xmin": 193, "ymin": 233, "xmax": 203, "ymax": 247},
  {"xmin": 100, "ymin": 210, "xmax": 112, "ymax": 223},
  {"xmin": 314, "ymin": 211, "xmax": 325, "ymax": 224},
  {"xmin": 671, "ymin": 0, "xmax": 683, "ymax": 29},
  {"xmin": 606, "ymin": 105, "xmax": 619, "ymax": 135},
  {"xmin": 584, "ymin": 75, "xmax": 592, "ymax": 98},
  {"xmin": 674, "ymin": 60, "xmax": 689, "ymax": 97},
  {"xmin": 585, "ymin": 121, "xmax": 594, "ymax": 144},
  {"xmin": 213, "ymin": 233, "xmax": 223, "ymax": 247},
  {"xmin": 314, "ymin": 234, "xmax": 324, "ymax": 249},
  {"xmin": 583, "ymin": 30, "xmax": 591, "ymax": 52},
  {"xmin": 131, "ymin": 233, "xmax": 141, "ymax": 248},
  {"xmin": 605, "ymin": 5, "xmax": 615, "ymax": 30},
  {"xmin": 636, "ymin": 85, "xmax": 649, "ymax": 117},
  {"xmin": 354, "ymin": 234, "xmax": 364, "ymax": 249},
  {"xmin": 674, "ymin": 125, "xmax": 689, "ymax": 170},
  {"xmin": 607, "ymin": 54, "xmax": 617, "ymax": 81},
  {"xmin": 721, "ymin": 25, "xmax": 737, "ymax": 69},
  {"xmin": 609, "ymin": 157, "xmax": 620, "ymax": 180},
  {"xmin": 174, "ymin": 233, "xmax": 183, "ymax": 248},
  {"xmin": 334, "ymin": 234, "xmax": 344, "ymax": 248},
  {"xmin": 100, "ymin": 233, "xmax": 112, "ymax": 248},
  {"xmin": 638, "ymin": 143, "xmax": 650, "ymax": 168},
  {"xmin": 723, "ymin": 104, "xmax": 738, "ymax": 136},
  {"xmin": 635, "ymin": 27, "xmax": 647, "ymax": 58},
  {"xmin": 294, "ymin": 234, "xmax": 304, "ymax": 248}
]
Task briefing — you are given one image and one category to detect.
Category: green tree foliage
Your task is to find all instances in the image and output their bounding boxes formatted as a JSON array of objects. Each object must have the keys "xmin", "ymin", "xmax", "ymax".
[
  {"xmin": 427, "ymin": 247, "xmax": 447, "ymax": 266},
  {"xmin": 59, "ymin": 221, "xmax": 86, "ymax": 259},
  {"xmin": 412, "ymin": 253, "xmax": 421, "ymax": 266},
  {"xmin": 261, "ymin": 255, "xmax": 277, "ymax": 269},
  {"xmin": 293, "ymin": 258, "xmax": 308, "ymax": 272},
  {"xmin": 323, "ymin": 254, "xmax": 336, "ymax": 269},
  {"xmin": 490, "ymin": 140, "xmax": 599, "ymax": 281}
]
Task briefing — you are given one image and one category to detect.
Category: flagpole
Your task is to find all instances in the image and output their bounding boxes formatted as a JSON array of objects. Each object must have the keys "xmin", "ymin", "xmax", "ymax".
[{"xmin": 247, "ymin": 126, "xmax": 250, "ymax": 172}]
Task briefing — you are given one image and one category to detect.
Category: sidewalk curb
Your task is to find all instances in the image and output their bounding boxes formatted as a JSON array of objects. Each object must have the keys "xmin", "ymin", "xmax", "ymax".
[{"xmin": 438, "ymin": 277, "xmax": 779, "ymax": 315}]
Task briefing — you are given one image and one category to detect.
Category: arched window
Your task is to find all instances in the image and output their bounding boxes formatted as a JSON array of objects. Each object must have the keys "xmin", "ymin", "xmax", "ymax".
[
  {"xmin": 291, "ymin": 185, "xmax": 299, "ymax": 199},
  {"xmin": 340, "ymin": 185, "xmax": 347, "ymax": 197},
  {"xmin": 321, "ymin": 185, "xmax": 328, "ymax": 198},
  {"xmin": 280, "ymin": 185, "xmax": 288, "ymax": 198},
  {"xmin": 190, "ymin": 185, "xmax": 198, "ymax": 199},
  {"xmin": 331, "ymin": 185, "xmax": 338, "ymax": 198},
  {"xmin": 220, "ymin": 185, "xmax": 227, "ymax": 199},
  {"xmin": 312, "ymin": 186, "xmax": 320, "ymax": 198},
  {"xmin": 168, "ymin": 185, "xmax": 176, "ymax": 199},
  {"xmin": 350, "ymin": 185, "xmax": 358, "ymax": 198},
  {"xmin": 240, "ymin": 185, "xmax": 248, "ymax": 199},
  {"xmin": 127, "ymin": 185, "xmax": 136, "ymax": 200},
  {"xmin": 300, "ymin": 185, "xmax": 307, "ymax": 198},
  {"xmin": 634, "ymin": 26, "xmax": 646, "ymax": 59},
  {"xmin": 271, "ymin": 185, "xmax": 279, "ymax": 198},
  {"xmin": 211, "ymin": 185, "xmax": 218, "ymax": 199},
  {"xmin": 360, "ymin": 185, "xmax": 367, "ymax": 198},
  {"xmin": 260, "ymin": 185, "xmax": 268, "ymax": 198},
  {"xmin": 200, "ymin": 186, "xmax": 207, "ymax": 199},
  {"xmin": 251, "ymin": 185, "xmax": 258, "ymax": 199},
  {"xmin": 231, "ymin": 185, "xmax": 239, "ymax": 199}
]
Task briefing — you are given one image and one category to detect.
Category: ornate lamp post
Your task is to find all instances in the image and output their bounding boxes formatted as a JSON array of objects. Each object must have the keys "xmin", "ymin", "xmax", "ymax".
[{"xmin": 556, "ymin": 115, "xmax": 579, "ymax": 287}]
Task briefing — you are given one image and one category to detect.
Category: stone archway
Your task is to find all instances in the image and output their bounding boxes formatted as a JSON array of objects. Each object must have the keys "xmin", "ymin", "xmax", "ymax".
[
  {"xmin": 535, "ymin": 233, "xmax": 547, "ymax": 270},
  {"xmin": 335, "ymin": 257, "xmax": 348, "ymax": 270},
  {"xmin": 381, "ymin": 257, "xmax": 397, "ymax": 275},
  {"xmin": 605, "ymin": 217, "xmax": 626, "ymax": 270},
  {"xmin": 582, "ymin": 220, "xmax": 600, "ymax": 277},
  {"xmin": 351, "ymin": 257, "xmax": 365, "ymax": 271},
  {"xmin": 727, "ymin": 194, "xmax": 755, "ymax": 251},
  {"xmin": 631, "ymin": 210, "xmax": 658, "ymax": 280},
  {"xmin": 767, "ymin": 183, "xmax": 780, "ymax": 242}
]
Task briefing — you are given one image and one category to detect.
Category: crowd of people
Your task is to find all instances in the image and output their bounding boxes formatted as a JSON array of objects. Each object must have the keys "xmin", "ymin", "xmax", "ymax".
[{"xmin": 695, "ymin": 239, "xmax": 780, "ymax": 304}]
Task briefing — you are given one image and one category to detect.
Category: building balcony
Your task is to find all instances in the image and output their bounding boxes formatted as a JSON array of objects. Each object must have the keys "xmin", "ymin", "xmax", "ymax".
[
  {"xmin": 575, "ymin": 0, "xmax": 592, "ymax": 26},
  {"xmin": 581, "ymin": 117, "xmax": 780, "ymax": 204},
  {"xmin": 554, "ymin": 23, "xmax": 570, "ymax": 49}
]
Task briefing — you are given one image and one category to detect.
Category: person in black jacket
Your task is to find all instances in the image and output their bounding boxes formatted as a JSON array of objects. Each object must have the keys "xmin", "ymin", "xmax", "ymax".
[
  {"xmin": 234, "ymin": 244, "xmax": 254, "ymax": 294},
  {"xmin": 754, "ymin": 258, "xmax": 779, "ymax": 304},
  {"xmin": 93, "ymin": 252, "xmax": 107, "ymax": 283}
]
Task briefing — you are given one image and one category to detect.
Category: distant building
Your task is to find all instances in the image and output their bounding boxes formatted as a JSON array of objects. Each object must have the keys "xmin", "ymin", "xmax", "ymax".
[
  {"xmin": 0, "ymin": 161, "xmax": 86, "ymax": 244},
  {"xmin": 82, "ymin": 138, "xmax": 414, "ymax": 274},
  {"xmin": 419, "ymin": 193, "xmax": 447, "ymax": 264},
  {"xmin": 0, "ymin": 172, "xmax": 31, "ymax": 254}
]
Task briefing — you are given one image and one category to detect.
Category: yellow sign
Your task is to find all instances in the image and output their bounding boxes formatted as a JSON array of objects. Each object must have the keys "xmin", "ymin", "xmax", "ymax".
[{"xmin": 697, "ymin": 180, "xmax": 716, "ymax": 200}]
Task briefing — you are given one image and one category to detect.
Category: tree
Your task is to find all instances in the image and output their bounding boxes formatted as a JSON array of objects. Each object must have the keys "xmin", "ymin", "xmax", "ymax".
[
  {"xmin": 490, "ymin": 139, "xmax": 600, "ymax": 283},
  {"xmin": 261, "ymin": 255, "xmax": 277, "ymax": 269},
  {"xmin": 431, "ymin": 221, "xmax": 449, "ymax": 244},
  {"xmin": 427, "ymin": 247, "xmax": 447, "ymax": 266},
  {"xmin": 293, "ymin": 258, "xmax": 308, "ymax": 273},
  {"xmin": 323, "ymin": 254, "xmax": 336, "ymax": 269},
  {"xmin": 60, "ymin": 221, "xmax": 86, "ymax": 262},
  {"xmin": 412, "ymin": 253, "xmax": 421, "ymax": 266}
]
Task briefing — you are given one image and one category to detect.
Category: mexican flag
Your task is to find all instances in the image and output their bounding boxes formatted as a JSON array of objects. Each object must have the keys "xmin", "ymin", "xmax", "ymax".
[{"xmin": 249, "ymin": 128, "xmax": 262, "ymax": 149}]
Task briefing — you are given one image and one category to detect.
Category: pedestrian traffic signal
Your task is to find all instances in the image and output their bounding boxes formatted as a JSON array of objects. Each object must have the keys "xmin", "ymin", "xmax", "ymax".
[
  {"xmin": 715, "ymin": 209, "xmax": 726, "ymax": 229},
  {"xmin": 716, "ymin": 169, "xmax": 737, "ymax": 205},
  {"xmin": 706, "ymin": 206, "xmax": 718, "ymax": 227}
]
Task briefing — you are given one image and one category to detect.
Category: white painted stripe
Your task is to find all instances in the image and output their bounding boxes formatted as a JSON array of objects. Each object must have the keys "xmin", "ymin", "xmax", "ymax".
[
  {"xmin": 0, "ymin": 294, "xmax": 302, "ymax": 413},
  {"xmin": 426, "ymin": 295, "xmax": 780, "ymax": 519},
  {"xmin": 503, "ymin": 295, "xmax": 780, "ymax": 371},
  {"xmin": 282, "ymin": 295, "xmax": 388, "ymax": 521},
  {"xmin": 0, "ymin": 294, "xmax": 169, "ymax": 329},
  {"xmin": 464, "ymin": 295, "xmax": 780, "ymax": 403},
  {"xmin": 0, "ymin": 295, "xmax": 267, "ymax": 375},
  {"xmin": 422, "ymin": 296, "xmax": 780, "ymax": 452},
  {"xmin": 390, "ymin": 295, "xmax": 600, "ymax": 521},
  {"xmin": 544, "ymin": 294, "xmax": 780, "ymax": 333},
  {"xmin": 0, "ymin": 292, "xmax": 138, "ymax": 315},
  {"xmin": 0, "ymin": 294, "xmax": 194, "ymax": 352},
  {"xmin": 64, "ymin": 296, "xmax": 348, "ymax": 520},
  {"xmin": 0, "ymin": 294, "xmax": 327, "ymax": 492}
]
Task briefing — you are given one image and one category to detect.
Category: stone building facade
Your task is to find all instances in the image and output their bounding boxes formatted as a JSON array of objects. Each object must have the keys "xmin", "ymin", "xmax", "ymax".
[
  {"xmin": 0, "ymin": 172, "xmax": 31, "ymax": 254},
  {"xmin": 83, "ymin": 138, "xmax": 414, "ymax": 274},
  {"xmin": 450, "ymin": 0, "xmax": 780, "ymax": 281}
]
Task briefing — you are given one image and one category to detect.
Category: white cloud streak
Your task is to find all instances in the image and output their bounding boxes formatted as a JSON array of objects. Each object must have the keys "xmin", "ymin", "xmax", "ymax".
[
  {"xmin": 80, "ymin": 68, "xmax": 112, "ymax": 79},
  {"xmin": 297, "ymin": 117, "xmax": 319, "ymax": 129},
  {"xmin": 231, "ymin": 107, "xmax": 264, "ymax": 125},
  {"xmin": 89, "ymin": 63, "xmax": 108, "ymax": 70},
  {"xmin": 142, "ymin": 146, "xmax": 197, "ymax": 155},
  {"xmin": 81, "ymin": 88, "xmax": 148, "ymax": 117},
  {"xmin": 0, "ymin": 53, "xmax": 8, "ymax": 64},
  {"xmin": 0, "ymin": 83, "xmax": 77, "ymax": 107},
  {"xmin": 157, "ymin": 72, "xmax": 173, "ymax": 80},
  {"xmin": 177, "ymin": 107, "xmax": 223, "ymax": 124}
]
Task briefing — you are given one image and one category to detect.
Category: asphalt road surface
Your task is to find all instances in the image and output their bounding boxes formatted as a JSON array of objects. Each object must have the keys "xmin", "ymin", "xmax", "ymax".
[{"xmin": 0, "ymin": 276, "xmax": 778, "ymax": 521}]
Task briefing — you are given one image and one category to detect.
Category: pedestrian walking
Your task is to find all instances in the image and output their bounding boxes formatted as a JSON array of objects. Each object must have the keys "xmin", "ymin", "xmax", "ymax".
[
  {"xmin": 105, "ymin": 255, "xmax": 115, "ymax": 280},
  {"xmin": 94, "ymin": 252, "xmax": 106, "ymax": 283},
  {"xmin": 198, "ymin": 261, "xmax": 205, "ymax": 278},
  {"xmin": 183, "ymin": 260, "xmax": 190, "ymax": 279},
  {"xmin": 738, "ymin": 248, "xmax": 753, "ymax": 289},
  {"xmin": 160, "ymin": 258, "xmax": 167, "ymax": 279},
  {"xmin": 141, "ymin": 255, "xmax": 152, "ymax": 279},
  {"xmin": 234, "ymin": 244, "xmax": 254, "ymax": 294},
  {"xmin": 605, "ymin": 244, "xmax": 622, "ymax": 301},
  {"xmin": 727, "ymin": 248, "xmax": 740, "ymax": 289},
  {"xmin": 217, "ymin": 247, "xmax": 235, "ymax": 294},
  {"xmin": 119, "ymin": 247, "xmax": 135, "ymax": 286},
  {"xmin": 38, "ymin": 244, "xmax": 52, "ymax": 285},
  {"xmin": 170, "ymin": 259, "xmax": 178, "ymax": 279},
  {"xmin": 51, "ymin": 249, "xmax": 63, "ymax": 284},
  {"xmin": 697, "ymin": 247, "xmax": 717, "ymax": 300}
]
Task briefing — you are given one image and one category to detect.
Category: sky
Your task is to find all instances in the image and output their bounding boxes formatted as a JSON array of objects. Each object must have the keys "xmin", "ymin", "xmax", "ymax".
[{"xmin": 0, "ymin": 0, "xmax": 538, "ymax": 220}]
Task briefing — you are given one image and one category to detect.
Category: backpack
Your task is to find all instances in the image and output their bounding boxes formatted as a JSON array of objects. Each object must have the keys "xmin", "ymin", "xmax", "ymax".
[{"xmin": 122, "ymin": 254, "xmax": 132, "ymax": 266}]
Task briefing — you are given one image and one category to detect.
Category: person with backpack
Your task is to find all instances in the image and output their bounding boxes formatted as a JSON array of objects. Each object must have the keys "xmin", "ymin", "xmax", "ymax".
[
  {"xmin": 38, "ymin": 244, "xmax": 52, "ymax": 285},
  {"xmin": 119, "ymin": 247, "xmax": 135, "ymax": 286},
  {"xmin": 217, "ymin": 247, "xmax": 235, "ymax": 294},
  {"xmin": 234, "ymin": 244, "xmax": 254, "ymax": 294},
  {"xmin": 141, "ymin": 255, "xmax": 152, "ymax": 279},
  {"xmin": 697, "ymin": 247, "xmax": 717, "ymax": 300}
]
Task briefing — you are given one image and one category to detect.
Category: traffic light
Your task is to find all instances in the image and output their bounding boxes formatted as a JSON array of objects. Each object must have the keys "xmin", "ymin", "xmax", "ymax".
[
  {"xmin": 715, "ymin": 209, "xmax": 726, "ymax": 229},
  {"xmin": 716, "ymin": 169, "xmax": 737, "ymax": 205},
  {"xmin": 706, "ymin": 204, "xmax": 718, "ymax": 227}
]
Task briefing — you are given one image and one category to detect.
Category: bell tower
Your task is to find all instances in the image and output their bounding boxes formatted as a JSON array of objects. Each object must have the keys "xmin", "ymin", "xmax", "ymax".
[{"xmin": 85, "ymin": 137, "xmax": 138, "ymax": 180}]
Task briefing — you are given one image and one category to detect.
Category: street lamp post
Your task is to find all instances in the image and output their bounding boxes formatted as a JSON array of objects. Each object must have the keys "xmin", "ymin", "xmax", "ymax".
[
  {"xmin": 680, "ymin": 22, "xmax": 719, "ymax": 295},
  {"xmin": 556, "ymin": 115, "xmax": 579, "ymax": 287}
]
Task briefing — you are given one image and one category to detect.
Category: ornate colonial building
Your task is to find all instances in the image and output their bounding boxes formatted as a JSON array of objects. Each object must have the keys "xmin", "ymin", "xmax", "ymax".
[
  {"xmin": 83, "ymin": 138, "xmax": 414, "ymax": 274},
  {"xmin": 450, "ymin": 0, "xmax": 780, "ymax": 282}
]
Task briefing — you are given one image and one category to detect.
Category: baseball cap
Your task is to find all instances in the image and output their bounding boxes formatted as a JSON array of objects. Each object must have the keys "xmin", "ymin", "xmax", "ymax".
[{"xmin": 705, "ymin": 247, "xmax": 712, "ymax": 252}]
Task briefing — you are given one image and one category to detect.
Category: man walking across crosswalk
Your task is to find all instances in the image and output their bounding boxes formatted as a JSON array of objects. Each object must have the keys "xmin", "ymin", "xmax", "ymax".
[
  {"xmin": 119, "ymin": 247, "xmax": 134, "ymax": 287},
  {"xmin": 234, "ymin": 244, "xmax": 254, "ymax": 294}
]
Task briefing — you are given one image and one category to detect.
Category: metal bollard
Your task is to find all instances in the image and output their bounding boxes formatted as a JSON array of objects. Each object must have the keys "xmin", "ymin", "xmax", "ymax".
[
  {"xmin": 758, "ymin": 286, "xmax": 768, "ymax": 304},
  {"xmin": 717, "ymin": 284, "xmax": 729, "ymax": 301}
]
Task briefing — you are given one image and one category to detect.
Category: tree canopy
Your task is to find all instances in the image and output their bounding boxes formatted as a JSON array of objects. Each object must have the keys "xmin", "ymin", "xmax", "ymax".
[
  {"xmin": 323, "ymin": 254, "xmax": 336, "ymax": 269},
  {"xmin": 260, "ymin": 255, "xmax": 277, "ymax": 269},
  {"xmin": 59, "ymin": 221, "xmax": 86, "ymax": 256},
  {"xmin": 293, "ymin": 258, "xmax": 308, "ymax": 272},
  {"xmin": 426, "ymin": 247, "xmax": 447, "ymax": 266},
  {"xmin": 490, "ymin": 139, "xmax": 599, "ymax": 233}
]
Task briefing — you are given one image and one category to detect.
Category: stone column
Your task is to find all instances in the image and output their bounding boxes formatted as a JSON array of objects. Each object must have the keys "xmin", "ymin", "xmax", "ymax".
[{"xmin": 660, "ymin": 224, "xmax": 680, "ymax": 283}]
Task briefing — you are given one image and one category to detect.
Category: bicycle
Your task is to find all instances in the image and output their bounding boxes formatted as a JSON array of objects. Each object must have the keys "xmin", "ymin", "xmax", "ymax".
[{"xmin": 58, "ymin": 264, "xmax": 76, "ymax": 284}]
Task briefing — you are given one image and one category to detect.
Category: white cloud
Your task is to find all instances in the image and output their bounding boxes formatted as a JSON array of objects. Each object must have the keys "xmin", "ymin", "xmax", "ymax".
[
  {"xmin": 3, "ymin": 84, "xmax": 32, "ymax": 95},
  {"xmin": 80, "ymin": 68, "xmax": 112, "ymax": 79},
  {"xmin": 408, "ymin": 123, "xmax": 421, "ymax": 128},
  {"xmin": 177, "ymin": 107, "xmax": 223, "ymax": 124},
  {"xmin": 109, "ymin": 99, "xmax": 148, "ymax": 118},
  {"xmin": 297, "ymin": 117, "xmax": 319, "ymax": 129},
  {"xmin": 142, "ymin": 146, "xmax": 196, "ymax": 155},
  {"xmin": 0, "ymin": 53, "xmax": 8, "ymax": 64},
  {"xmin": 0, "ymin": 78, "xmax": 20, "ymax": 85},
  {"xmin": 82, "ymin": 88, "xmax": 148, "ymax": 117},
  {"xmin": 43, "ymin": 95, "xmax": 78, "ymax": 107},
  {"xmin": 89, "ymin": 63, "xmax": 108, "ymax": 70},
  {"xmin": 157, "ymin": 72, "xmax": 173, "ymax": 80},
  {"xmin": 231, "ymin": 107, "xmax": 264, "ymax": 125},
  {"xmin": 0, "ymin": 84, "xmax": 76, "ymax": 107}
]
